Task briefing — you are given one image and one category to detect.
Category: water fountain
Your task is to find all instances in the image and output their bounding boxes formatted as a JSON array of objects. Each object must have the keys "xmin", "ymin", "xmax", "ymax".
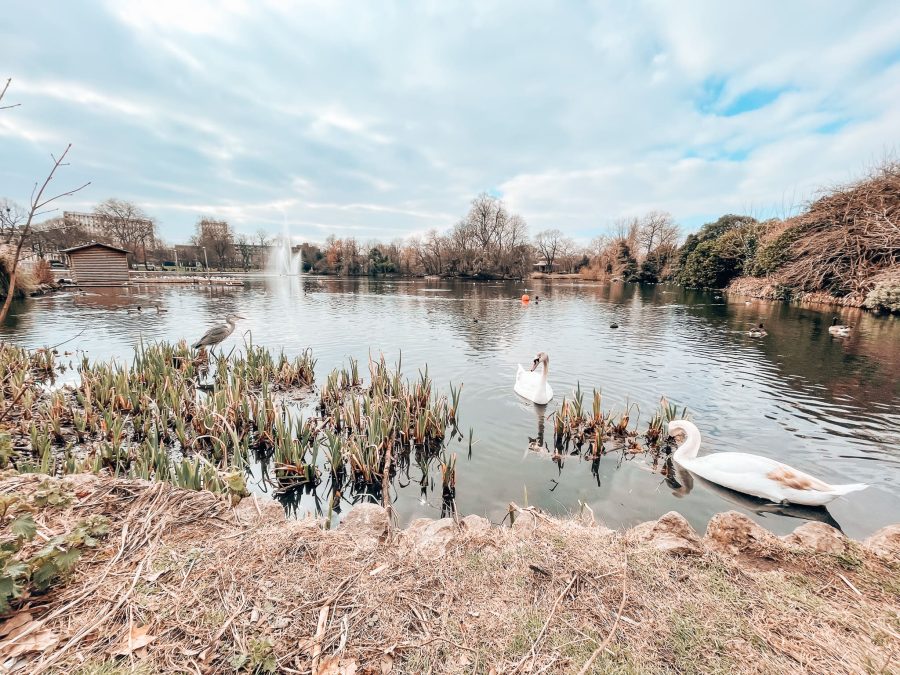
[{"xmin": 265, "ymin": 224, "xmax": 302, "ymax": 276}]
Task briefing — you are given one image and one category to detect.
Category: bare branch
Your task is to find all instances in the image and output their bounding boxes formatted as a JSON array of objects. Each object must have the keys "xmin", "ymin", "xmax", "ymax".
[{"xmin": 0, "ymin": 77, "xmax": 20, "ymax": 110}]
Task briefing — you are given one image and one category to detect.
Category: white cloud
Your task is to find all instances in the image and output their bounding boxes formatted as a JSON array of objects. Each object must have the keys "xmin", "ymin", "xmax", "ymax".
[{"xmin": 1, "ymin": 0, "xmax": 898, "ymax": 243}]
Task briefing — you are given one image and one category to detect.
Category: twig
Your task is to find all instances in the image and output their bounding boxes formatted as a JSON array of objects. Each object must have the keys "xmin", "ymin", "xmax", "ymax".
[
  {"xmin": 837, "ymin": 573, "xmax": 863, "ymax": 597},
  {"xmin": 44, "ymin": 328, "xmax": 87, "ymax": 351},
  {"xmin": 577, "ymin": 554, "xmax": 628, "ymax": 675},
  {"xmin": 516, "ymin": 573, "xmax": 578, "ymax": 672}
]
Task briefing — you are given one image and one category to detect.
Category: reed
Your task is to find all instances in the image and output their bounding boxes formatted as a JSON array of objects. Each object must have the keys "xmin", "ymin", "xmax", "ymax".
[{"xmin": 1, "ymin": 341, "xmax": 468, "ymax": 514}]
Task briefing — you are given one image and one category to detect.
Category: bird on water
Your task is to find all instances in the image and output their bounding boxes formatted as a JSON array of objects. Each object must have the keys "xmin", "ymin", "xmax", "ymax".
[
  {"xmin": 828, "ymin": 317, "xmax": 852, "ymax": 337},
  {"xmin": 668, "ymin": 419, "xmax": 866, "ymax": 506},
  {"xmin": 192, "ymin": 315, "xmax": 245, "ymax": 352}
]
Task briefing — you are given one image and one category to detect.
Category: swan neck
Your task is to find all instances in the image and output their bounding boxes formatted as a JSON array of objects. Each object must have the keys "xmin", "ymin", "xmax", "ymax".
[
  {"xmin": 673, "ymin": 426, "xmax": 701, "ymax": 462},
  {"xmin": 540, "ymin": 362, "xmax": 548, "ymax": 382}
]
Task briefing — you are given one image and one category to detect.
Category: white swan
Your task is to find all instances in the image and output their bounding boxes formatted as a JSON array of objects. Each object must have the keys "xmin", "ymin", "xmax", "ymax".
[
  {"xmin": 515, "ymin": 352, "xmax": 553, "ymax": 405},
  {"xmin": 668, "ymin": 420, "xmax": 866, "ymax": 506},
  {"xmin": 828, "ymin": 317, "xmax": 852, "ymax": 337}
]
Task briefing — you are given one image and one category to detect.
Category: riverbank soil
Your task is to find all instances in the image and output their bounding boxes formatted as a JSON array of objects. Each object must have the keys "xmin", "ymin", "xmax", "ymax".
[{"xmin": 1, "ymin": 474, "xmax": 897, "ymax": 673}]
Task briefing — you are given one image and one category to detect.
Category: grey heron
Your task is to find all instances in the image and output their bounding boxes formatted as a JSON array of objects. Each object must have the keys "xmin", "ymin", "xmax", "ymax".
[{"xmin": 192, "ymin": 314, "xmax": 245, "ymax": 351}]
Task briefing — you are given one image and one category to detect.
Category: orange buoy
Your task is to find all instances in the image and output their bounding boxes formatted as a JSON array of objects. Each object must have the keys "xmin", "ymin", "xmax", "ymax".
[{"xmin": 521, "ymin": 294, "xmax": 530, "ymax": 302}]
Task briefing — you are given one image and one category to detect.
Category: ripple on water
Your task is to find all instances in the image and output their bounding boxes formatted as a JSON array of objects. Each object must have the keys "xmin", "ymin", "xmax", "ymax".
[{"xmin": 1, "ymin": 279, "xmax": 899, "ymax": 538}]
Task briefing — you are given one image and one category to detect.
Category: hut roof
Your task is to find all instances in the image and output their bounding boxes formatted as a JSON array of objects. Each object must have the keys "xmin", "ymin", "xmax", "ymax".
[{"xmin": 61, "ymin": 242, "xmax": 132, "ymax": 255}]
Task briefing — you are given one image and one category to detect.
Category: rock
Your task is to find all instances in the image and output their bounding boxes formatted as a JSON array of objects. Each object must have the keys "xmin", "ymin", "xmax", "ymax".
[
  {"xmin": 864, "ymin": 525, "xmax": 900, "ymax": 561},
  {"xmin": 510, "ymin": 509, "xmax": 540, "ymax": 536},
  {"xmin": 782, "ymin": 522, "xmax": 848, "ymax": 555},
  {"xmin": 460, "ymin": 514, "xmax": 491, "ymax": 536},
  {"xmin": 340, "ymin": 504, "xmax": 389, "ymax": 550},
  {"xmin": 234, "ymin": 495, "xmax": 286, "ymax": 524},
  {"xmin": 633, "ymin": 511, "xmax": 702, "ymax": 555},
  {"xmin": 705, "ymin": 511, "xmax": 782, "ymax": 559},
  {"xmin": 404, "ymin": 518, "xmax": 458, "ymax": 558}
]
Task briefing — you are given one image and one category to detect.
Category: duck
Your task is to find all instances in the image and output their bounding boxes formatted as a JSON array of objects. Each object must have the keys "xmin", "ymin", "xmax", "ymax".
[
  {"xmin": 155, "ymin": 304, "xmax": 168, "ymax": 314},
  {"xmin": 828, "ymin": 317, "xmax": 852, "ymax": 337},
  {"xmin": 748, "ymin": 323, "xmax": 767, "ymax": 337},
  {"xmin": 668, "ymin": 420, "xmax": 866, "ymax": 506},
  {"xmin": 515, "ymin": 352, "xmax": 553, "ymax": 405}
]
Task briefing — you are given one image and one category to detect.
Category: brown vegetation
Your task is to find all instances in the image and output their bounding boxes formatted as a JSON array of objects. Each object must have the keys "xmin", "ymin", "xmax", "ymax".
[
  {"xmin": 1, "ymin": 473, "xmax": 897, "ymax": 674},
  {"xmin": 728, "ymin": 162, "xmax": 900, "ymax": 309},
  {"xmin": 776, "ymin": 162, "xmax": 899, "ymax": 296}
]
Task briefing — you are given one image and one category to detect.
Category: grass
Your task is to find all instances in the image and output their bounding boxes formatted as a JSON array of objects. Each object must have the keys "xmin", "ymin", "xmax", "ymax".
[{"xmin": 0, "ymin": 473, "xmax": 896, "ymax": 673}]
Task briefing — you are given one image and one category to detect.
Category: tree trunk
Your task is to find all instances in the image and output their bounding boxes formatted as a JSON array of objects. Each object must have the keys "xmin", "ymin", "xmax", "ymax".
[{"xmin": 0, "ymin": 258, "xmax": 21, "ymax": 322}]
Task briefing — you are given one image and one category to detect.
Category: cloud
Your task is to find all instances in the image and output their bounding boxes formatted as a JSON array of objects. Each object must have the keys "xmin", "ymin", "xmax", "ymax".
[{"xmin": 0, "ymin": 0, "xmax": 898, "ymax": 244}]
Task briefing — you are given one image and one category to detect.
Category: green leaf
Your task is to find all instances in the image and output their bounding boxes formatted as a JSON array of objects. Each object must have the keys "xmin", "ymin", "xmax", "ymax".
[
  {"xmin": 11, "ymin": 514, "xmax": 37, "ymax": 541},
  {"xmin": 0, "ymin": 574, "xmax": 25, "ymax": 612},
  {"xmin": 31, "ymin": 560, "xmax": 60, "ymax": 590},
  {"xmin": 54, "ymin": 548, "xmax": 81, "ymax": 573},
  {"xmin": 228, "ymin": 653, "xmax": 248, "ymax": 670}
]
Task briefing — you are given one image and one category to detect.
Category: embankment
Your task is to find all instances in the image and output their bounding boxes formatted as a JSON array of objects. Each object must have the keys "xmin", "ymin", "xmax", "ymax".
[{"xmin": 1, "ymin": 473, "xmax": 897, "ymax": 673}]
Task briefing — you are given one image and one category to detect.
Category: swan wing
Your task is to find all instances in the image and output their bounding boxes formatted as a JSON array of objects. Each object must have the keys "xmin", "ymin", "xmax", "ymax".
[{"xmin": 683, "ymin": 452, "xmax": 861, "ymax": 505}]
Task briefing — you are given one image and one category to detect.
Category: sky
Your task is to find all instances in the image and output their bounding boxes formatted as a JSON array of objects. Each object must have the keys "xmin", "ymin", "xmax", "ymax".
[{"xmin": 2, "ymin": 1, "xmax": 899, "ymax": 245}]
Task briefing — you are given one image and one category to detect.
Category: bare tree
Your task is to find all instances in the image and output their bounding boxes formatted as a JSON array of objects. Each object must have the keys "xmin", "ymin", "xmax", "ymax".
[
  {"xmin": 0, "ymin": 144, "xmax": 90, "ymax": 321},
  {"xmin": 94, "ymin": 198, "xmax": 156, "ymax": 267},
  {"xmin": 612, "ymin": 217, "xmax": 641, "ymax": 251},
  {"xmin": 555, "ymin": 236, "xmax": 580, "ymax": 273},
  {"xmin": 637, "ymin": 211, "xmax": 676, "ymax": 259},
  {"xmin": 534, "ymin": 228, "xmax": 564, "ymax": 269},
  {"xmin": 1, "ymin": 78, "xmax": 90, "ymax": 322},
  {"xmin": 235, "ymin": 233, "xmax": 254, "ymax": 271},
  {"xmin": 255, "ymin": 228, "xmax": 270, "ymax": 248},
  {"xmin": 193, "ymin": 218, "xmax": 234, "ymax": 270},
  {"xmin": 589, "ymin": 234, "xmax": 609, "ymax": 258}
]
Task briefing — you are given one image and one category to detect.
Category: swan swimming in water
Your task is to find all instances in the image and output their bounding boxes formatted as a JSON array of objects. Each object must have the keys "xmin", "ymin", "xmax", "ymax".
[
  {"xmin": 828, "ymin": 317, "xmax": 852, "ymax": 336},
  {"xmin": 668, "ymin": 420, "xmax": 866, "ymax": 506},
  {"xmin": 515, "ymin": 352, "xmax": 553, "ymax": 405}
]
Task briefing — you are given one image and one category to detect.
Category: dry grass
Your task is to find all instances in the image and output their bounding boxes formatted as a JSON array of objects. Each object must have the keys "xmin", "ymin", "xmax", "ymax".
[{"xmin": 1, "ymin": 474, "xmax": 897, "ymax": 674}]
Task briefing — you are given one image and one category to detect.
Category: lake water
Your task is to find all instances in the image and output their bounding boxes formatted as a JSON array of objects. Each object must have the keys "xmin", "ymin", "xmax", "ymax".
[{"xmin": 2, "ymin": 277, "xmax": 899, "ymax": 539}]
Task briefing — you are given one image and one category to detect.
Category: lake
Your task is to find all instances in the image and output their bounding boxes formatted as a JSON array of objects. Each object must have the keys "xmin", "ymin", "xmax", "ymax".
[{"xmin": 2, "ymin": 276, "xmax": 898, "ymax": 539}]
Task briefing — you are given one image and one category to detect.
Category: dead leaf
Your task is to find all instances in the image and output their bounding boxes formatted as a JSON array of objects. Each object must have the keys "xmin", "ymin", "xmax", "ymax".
[
  {"xmin": 250, "ymin": 607, "xmax": 260, "ymax": 623},
  {"xmin": 143, "ymin": 570, "xmax": 166, "ymax": 582},
  {"xmin": 109, "ymin": 624, "xmax": 156, "ymax": 656},
  {"xmin": 0, "ymin": 612, "xmax": 33, "ymax": 638},
  {"xmin": 380, "ymin": 653, "xmax": 394, "ymax": 674},
  {"xmin": 0, "ymin": 627, "xmax": 59, "ymax": 658},
  {"xmin": 317, "ymin": 655, "xmax": 358, "ymax": 675}
]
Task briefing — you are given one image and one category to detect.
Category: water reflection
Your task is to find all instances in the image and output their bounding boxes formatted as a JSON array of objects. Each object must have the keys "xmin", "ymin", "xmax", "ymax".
[{"xmin": 1, "ymin": 278, "xmax": 898, "ymax": 538}]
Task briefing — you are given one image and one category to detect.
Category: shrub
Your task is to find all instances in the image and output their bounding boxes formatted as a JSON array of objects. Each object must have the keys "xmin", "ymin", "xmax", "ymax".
[
  {"xmin": 864, "ymin": 278, "xmax": 900, "ymax": 313},
  {"xmin": 675, "ymin": 215, "xmax": 759, "ymax": 288},
  {"xmin": 750, "ymin": 226, "xmax": 803, "ymax": 276},
  {"xmin": 34, "ymin": 259, "xmax": 54, "ymax": 285}
]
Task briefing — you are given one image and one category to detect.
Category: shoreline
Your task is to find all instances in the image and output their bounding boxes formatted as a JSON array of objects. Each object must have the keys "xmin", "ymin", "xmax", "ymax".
[{"xmin": 1, "ymin": 473, "xmax": 897, "ymax": 673}]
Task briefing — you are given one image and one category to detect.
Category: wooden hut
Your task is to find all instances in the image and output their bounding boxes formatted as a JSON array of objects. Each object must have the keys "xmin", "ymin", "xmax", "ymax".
[{"xmin": 61, "ymin": 242, "xmax": 131, "ymax": 285}]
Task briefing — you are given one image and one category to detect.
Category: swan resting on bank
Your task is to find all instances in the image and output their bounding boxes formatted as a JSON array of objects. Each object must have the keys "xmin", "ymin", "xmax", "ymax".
[
  {"xmin": 515, "ymin": 352, "xmax": 554, "ymax": 405},
  {"xmin": 668, "ymin": 420, "xmax": 867, "ymax": 506}
]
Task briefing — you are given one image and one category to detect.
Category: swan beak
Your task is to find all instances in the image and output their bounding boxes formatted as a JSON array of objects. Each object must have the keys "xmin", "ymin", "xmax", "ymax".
[{"xmin": 531, "ymin": 359, "xmax": 539, "ymax": 372}]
